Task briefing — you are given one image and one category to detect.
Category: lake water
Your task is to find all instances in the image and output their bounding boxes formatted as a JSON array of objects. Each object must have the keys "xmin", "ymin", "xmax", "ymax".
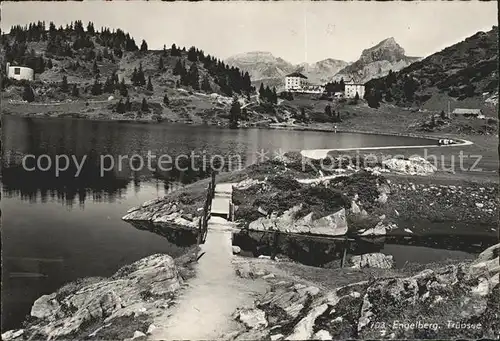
[{"xmin": 0, "ymin": 115, "xmax": 446, "ymax": 331}]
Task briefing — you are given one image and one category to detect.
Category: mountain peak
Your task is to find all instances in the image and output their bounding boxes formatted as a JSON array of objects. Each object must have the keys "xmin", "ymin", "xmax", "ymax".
[
  {"xmin": 360, "ymin": 37, "xmax": 407, "ymax": 63},
  {"xmin": 379, "ymin": 37, "xmax": 397, "ymax": 46},
  {"xmin": 333, "ymin": 37, "xmax": 418, "ymax": 83}
]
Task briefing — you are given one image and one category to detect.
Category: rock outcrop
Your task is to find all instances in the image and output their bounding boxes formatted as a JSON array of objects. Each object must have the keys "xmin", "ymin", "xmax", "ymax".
[
  {"xmin": 382, "ymin": 156, "xmax": 436, "ymax": 176},
  {"xmin": 247, "ymin": 204, "xmax": 348, "ymax": 237},
  {"xmin": 350, "ymin": 253, "xmax": 394, "ymax": 269},
  {"xmin": 122, "ymin": 200, "xmax": 200, "ymax": 229},
  {"xmin": 2, "ymin": 254, "xmax": 184, "ymax": 341},
  {"xmin": 333, "ymin": 37, "xmax": 419, "ymax": 83},
  {"xmin": 230, "ymin": 244, "xmax": 500, "ymax": 340}
]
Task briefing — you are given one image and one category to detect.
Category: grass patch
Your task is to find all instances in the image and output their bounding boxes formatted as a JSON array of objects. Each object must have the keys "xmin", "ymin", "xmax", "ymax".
[{"xmin": 234, "ymin": 174, "xmax": 349, "ymax": 224}]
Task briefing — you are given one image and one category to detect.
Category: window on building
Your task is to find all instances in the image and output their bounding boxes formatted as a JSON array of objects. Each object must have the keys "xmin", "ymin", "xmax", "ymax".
[{"xmin": 14, "ymin": 68, "xmax": 21, "ymax": 75}]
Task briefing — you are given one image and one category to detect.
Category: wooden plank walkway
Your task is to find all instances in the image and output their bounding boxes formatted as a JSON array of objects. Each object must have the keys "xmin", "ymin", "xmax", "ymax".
[{"xmin": 210, "ymin": 183, "xmax": 234, "ymax": 218}]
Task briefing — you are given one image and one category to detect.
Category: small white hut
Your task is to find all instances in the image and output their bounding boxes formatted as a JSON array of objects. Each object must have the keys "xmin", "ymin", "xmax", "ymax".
[{"xmin": 6, "ymin": 63, "xmax": 34, "ymax": 81}]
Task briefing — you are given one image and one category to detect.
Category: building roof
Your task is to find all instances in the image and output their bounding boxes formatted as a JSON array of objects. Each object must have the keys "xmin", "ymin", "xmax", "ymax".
[
  {"xmin": 452, "ymin": 108, "xmax": 483, "ymax": 115},
  {"xmin": 286, "ymin": 72, "xmax": 307, "ymax": 79},
  {"xmin": 8, "ymin": 65, "xmax": 33, "ymax": 70},
  {"xmin": 345, "ymin": 77, "xmax": 364, "ymax": 85}
]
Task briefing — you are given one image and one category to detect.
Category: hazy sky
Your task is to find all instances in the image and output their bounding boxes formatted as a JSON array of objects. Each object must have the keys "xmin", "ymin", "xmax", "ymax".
[{"xmin": 1, "ymin": 1, "xmax": 497, "ymax": 64}]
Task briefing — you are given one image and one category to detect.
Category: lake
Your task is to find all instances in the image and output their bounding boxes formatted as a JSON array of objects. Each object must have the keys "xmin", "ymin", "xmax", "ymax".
[{"xmin": 0, "ymin": 115, "xmax": 449, "ymax": 331}]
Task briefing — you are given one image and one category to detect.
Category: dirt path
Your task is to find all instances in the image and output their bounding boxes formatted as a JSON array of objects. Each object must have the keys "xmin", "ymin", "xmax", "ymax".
[{"xmin": 149, "ymin": 185, "xmax": 268, "ymax": 340}]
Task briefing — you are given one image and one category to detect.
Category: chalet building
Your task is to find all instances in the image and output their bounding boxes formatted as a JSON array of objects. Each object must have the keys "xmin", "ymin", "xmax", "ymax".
[
  {"xmin": 345, "ymin": 78, "xmax": 365, "ymax": 99},
  {"xmin": 452, "ymin": 108, "xmax": 485, "ymax": 119},
  {"xmin": 285, "ymin": 72, "xmax": 308, "ymax": 91},
  {"xmin": 301, "ymin": 85, "xmax": 325, "ymax": 94},
  {"xmin": 6, "ymin": 63, "xmax": 34, "ymax": 81}
]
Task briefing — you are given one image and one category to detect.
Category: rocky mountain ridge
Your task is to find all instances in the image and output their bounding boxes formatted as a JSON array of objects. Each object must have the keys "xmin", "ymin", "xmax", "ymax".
[
  {"xmin": 226, "ymin": 37, "xmax": 418, "ymax": 87},
  {"xmin": 333, "ymin": 37, "xmax": 420, "ymax": 83}
]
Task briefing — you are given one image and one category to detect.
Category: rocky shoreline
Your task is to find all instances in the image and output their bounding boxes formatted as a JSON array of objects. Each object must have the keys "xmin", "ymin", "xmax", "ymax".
[
  {"xmin": 2, "ymin": 249, "xmax": 200, "ymax": 341},
  {"xmin": 228, "ymin": 243, "xmax": 499, "ymax": 340},
  {"xmin": 5, "ymin": 241, "xmax": 498, "ymax": 341}
]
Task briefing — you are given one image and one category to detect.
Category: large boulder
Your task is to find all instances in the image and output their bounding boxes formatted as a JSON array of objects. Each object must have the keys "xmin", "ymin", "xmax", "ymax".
[
  {"xmin": 382, "ymin": 156, "xmax": 436, "ymax": 176},
  {"xmin": 350, "ymin": 253, "xmax": 394, "ymax": 269},
  {"xmin": 122, "ymin": 201, "xmax": 200, "ymax": 229},
  {"xmin": 1, "ymin": 330, "xmax": 24, "ymax": 341},
  {"xmin": 18, "ymin": 254, "xmax": 183, "ymax": 340},
  {"xmin": 236, "ymin": 308, "xmax": 268, "ymax": 329},
  {"xmin": 248, "ymin": 205, "xmax": 348, "ymax": 237},
  {"xmin": 467, "ymin": 243, "xmax": 500, "ymax": 282},
  {"xmin": 31, "ymin": 293, "xmax": 60, "ymax": 319},
  {"xmin": 358, "ymin": 221, "xmax": 396, "ymax": 236}
]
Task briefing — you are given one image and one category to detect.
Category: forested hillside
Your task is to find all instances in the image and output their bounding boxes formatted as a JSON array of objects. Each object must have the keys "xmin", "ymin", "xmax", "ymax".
[{"xmin": 1, "ymin": 21, "xmax": 254, "ymax": 101}]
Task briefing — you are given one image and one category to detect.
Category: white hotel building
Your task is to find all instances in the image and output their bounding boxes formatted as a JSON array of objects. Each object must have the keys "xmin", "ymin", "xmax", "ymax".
[
  {"xmin": 345, "ymin": 79, "xmax": 365, "ymax": 99},
  {"xmin": 285, "ymin": 72, "xmax": 308, "ymax": 91}
]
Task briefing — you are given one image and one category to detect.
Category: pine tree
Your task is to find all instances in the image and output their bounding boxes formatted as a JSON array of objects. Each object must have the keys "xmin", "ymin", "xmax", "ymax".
[
  {"xmin": 385, "ymin": 89, "xmax": 393, "ymax": 102},
  {"xmin": 354, "ymin": 92, "xmax": 360, "ymax": 101},
  {"xmin": 201, "ymin": 76, "xmax": 212, "ymax": 93},
  {"xmin": 173, "ymin": 60, "xmax": 185, "ymax": 76},
  {"xmin": 92, "ymin": 60, "xmax": 99, "ymax": 76},
  {"xmin": 23, "ymin": 84, "xmax": 35, "ymax": 102},
  {"xmin": 71, "ymin": 84, "xmax": 79, "ymax": 97},
  {"xmin": 431, "ymin": 114, "xmax": 436, "ymax": 127},
  {"xmin": 119, "ymin": 78, "xmax": 128, "ymax": 97},
  {"xmin": 300, "ymin": 107, "xmax": 307, "ymax": 122},
  {"xmin": 272, "ymin": 87, "xmax": 278, "ymax": 104},
  {"xmin": 187, "ymin": 47, "xmax": 198, "ymax": 62},
  {"xmin": 325, "ymin": 104, "xmax": 333, "ymax": 117},
  {"xmin": 264, "ymin": 86, "xmax": 272, "ymax": 103},
  {"xmin": 61, "ymin": 75, "xmax": 69, "ymax": 93},
  {"xmin": 366, "ymin": 89, "xmax": 381, "ymax": 108},
  {"xmin": 137, "ymin": 63, "xmax": 146, "ymax": 86},
  {"xmin": 259, "ymin": 83, "xmax": 265, "ymax": 101},
  {"xmin": 116, "ymin": 99, "xmax": 125, "ymax": 114},
  {"xmin": 163, "ymin": 93, "xmax": 169, "ymax": 105},
  {"xmin": 403, "ymin": 76, "xmax": 418, "ymax": 101},
  {"xmin": 131, "ymin": 68, "xmax": 138, "ymax": 86},
  {"xmin": 229, "ymin": 97, "xmax": 241, "ymax": 129},
  {"xmin": 440, "ymin": 110, "xmax": 447, "ymax": 120},
  {"xmin": 147, "ymin": 76, "xmax": 153, "ymax": 91},
  {"xmin": 171, "ymin": 43, "xmax": 180, "ymax": 57},
  {"xmin": 242, "ymin": 72, "xmax": 252, "ymax": 94},
  {"xmin": 103, "ymin": 76, "xmax": 114, "ymax": 93},
  {"xmin": 125, "ymin": 97, "xmax": 132, "ymax": 111},
  {"xmin": 188, "ymin": 63, "xmax": 199, "ymax": 90},
  {"xmin": 91, "ymin": 78, "xmax": 102, "ymax": 96},
  {"xmin": 163, "ymin": 44, "xmax": 167, "ymax": 56},
  {"xmin": 140, "ymin": 39, "xmax": 148, "ymax": 52},
  {"xmin": 158, "ymin": 57, "xmax": 164, "ymax": 71},
  {"xmin": 141, "ymin": 97, "xmax": 149, "ymax": 112}
]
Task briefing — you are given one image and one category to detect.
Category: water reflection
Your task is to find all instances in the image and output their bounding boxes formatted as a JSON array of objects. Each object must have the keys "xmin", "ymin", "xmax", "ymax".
[
  {"xmin": 127, "ymin": 221, "xmax": 199, "ymax": 247},
  {"xmin": 2, "ymin": 115, "xmax": 439, "ymax": 207},
  {"xmin": 232, "ymin": 230, "xmax": 497, "ymax": 268}
]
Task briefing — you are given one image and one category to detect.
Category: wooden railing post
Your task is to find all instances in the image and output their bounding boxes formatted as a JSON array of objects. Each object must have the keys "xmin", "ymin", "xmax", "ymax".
[
  {"xmin": 197, "ymin": 172, "xmax": 217, "ymax": 245},
  {"xmin": 340, "ymin": 239, "xmax": 348, "ymax": 268}
]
